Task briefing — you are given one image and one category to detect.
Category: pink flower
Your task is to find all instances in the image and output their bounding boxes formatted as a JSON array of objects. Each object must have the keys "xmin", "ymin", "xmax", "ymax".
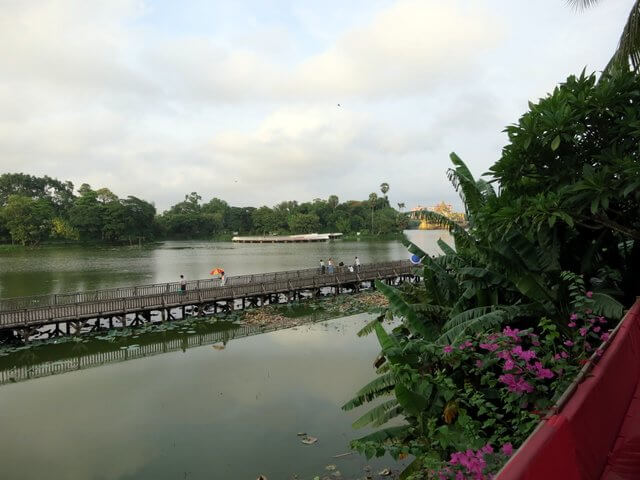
[
  {"xmin": 564, "ymin": 340, "xmax": 574, "ymax": 347},
  {"xmin": 502, "ymin": 443, "xmax": 514, "ymax": 456},
  {"xmin": 568, "ymin": 322, "xmax": 576, "ymax": 328},
  {"xmin": 585, "ymin": 342, "xmax": 592, "ymax": 352},
  {"xmin": 593, "ymin": 326, "xmax": 601, "ymax": 333},
  {"xmin": 504, "ymin": 359, "xmax": 516, "ymax": 371},
  {"xmin": 499, "ymin": 373, "xmax": 534, "ymax": 394},
  {"xmin": 458, "ymin": 340, "xmax": 473, "ymax": 350},
  {"xmin": 511, "ymin": 346, "xmax": 536, "ymax": 361},
  {"xmin": 533, "ymin": 362, "xmax": 554, "ymax": 379},
  {"xmin": 553, "ymin": 353, "xmax": 561, "ymax": 361},
  {"xmin": 585, "ymin": 309, "xmax": 593, "ymax": 315},
  {"xmin": 479, "ymin": 342, "xmax": 499, "ymax": 352},
  {"xmin": 586, "ymin": 291, "xmax": 593, "ymax": 298},
  {"xmin": 443, "ymin": 345, "xmax": 453, "ymax": 354},
  {"xmin": 475, "ymin": 360, "xmax": 483, "ymax": 368},
  {"xmin": 496, "ymin": 350, "xmax": 511, "ymax": 360},
  {"xmin": 596, "ymin": 349, "xmax": 604, "ymax": 357},
  {"xmin": 503, "ymin": 326, "xmax": 521, "ymax": 341},
  {"xmin": 600, "ymin": 333, "xmax": 610, "ymax": 342},
  {"xmin": 561, "ymin": 351, "xmax": 569, "ymax": 359},
  {"xmin": 570, "ymin": 313, "xmax": 579, "ymax": 321},
  {"xmin": 579, "ymin": 328, "xmax": 587, "ymax": 337},
  {"xmin": 598, "ymin": 317, "xmax": 607, "ymax": 324}
]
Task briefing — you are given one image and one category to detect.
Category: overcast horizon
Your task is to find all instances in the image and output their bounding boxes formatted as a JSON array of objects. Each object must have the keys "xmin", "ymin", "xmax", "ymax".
[{"xmin": 0, "ymin": 0, "xmax": 632, "ymax": 212}]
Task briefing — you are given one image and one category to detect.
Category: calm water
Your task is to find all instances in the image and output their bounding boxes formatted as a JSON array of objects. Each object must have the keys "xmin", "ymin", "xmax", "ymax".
[
  {"xmin": 0, "ymin": 231, "xmax": 450, "ymax": 480},
  {"xmin": 0, "ymin": 230, "xmax": 448, "ymax": 299},
  {"xmin": 0, "ymin": 315, "xmax": 407, "ymax": 480}
]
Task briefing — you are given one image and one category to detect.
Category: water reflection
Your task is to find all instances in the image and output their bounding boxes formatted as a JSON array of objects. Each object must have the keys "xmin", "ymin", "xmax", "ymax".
[{"xmin": 0, "ymin": 315, "xmax": 404, "ymax": 480}]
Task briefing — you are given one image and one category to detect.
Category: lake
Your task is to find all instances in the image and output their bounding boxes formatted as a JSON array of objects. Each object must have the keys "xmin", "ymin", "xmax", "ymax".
[{"xmin": 0, "ymin": 231, "xmax": 450, "ymax": 479}]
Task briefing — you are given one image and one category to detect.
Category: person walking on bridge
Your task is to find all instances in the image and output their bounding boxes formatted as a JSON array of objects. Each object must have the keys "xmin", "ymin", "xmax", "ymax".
[
  {"xmin": 180, "ymin": 274, "xmax": 187, "ymax": 294},
  {"xmin": 320, "ymin": 259, "xmax": 325, "ymax": 274},
  {"xmin": 327, "ymin": 258, "xmax": 334, "ymax": 274},
  {"xmin": 354, "ymin": 256, "xmax": 361, "ymax": 272}
]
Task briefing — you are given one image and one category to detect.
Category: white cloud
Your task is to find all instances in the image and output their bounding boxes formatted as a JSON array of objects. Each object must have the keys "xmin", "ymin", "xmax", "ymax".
[
  {"xmin": 293, "ymin": 1, "xmax": 503, "ymax": 98},
  {"xmin": 0, "ymin": 0, "xmax": 634, "ymax": 211}
]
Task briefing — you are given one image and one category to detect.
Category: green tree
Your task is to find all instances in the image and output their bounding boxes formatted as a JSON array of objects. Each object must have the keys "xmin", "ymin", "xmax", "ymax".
[
  {"xmin": 485, "ymin": 70, "xmax": 640, "ymax": 303},
  {"xmin": 69, "ymin": 186, "xmax": 105, "ymax": 240},
  {"xmin": 51, "ymin": 217, "xmax": 79, "ymax": 241},
  {"xmin": 102, "ymin": 201, "xmax": 128, "ymax": 241},
  {"xmin": 373, "ymin": 209, "xmax": 397, "ymax": 234},
  {"xmin": 328, "ymin": 194, "xmax": 339, "ymax": 210},
  {"xmin": 95, "ymin": 187, "xmax": 119, "ymax": 204},
  {"xmin": 252, "ymin": 206, "xmax": 277, "ymax": 234},
  {"xmin": 287, "ymin": 213, "xmax": 320, "ymax": 233},
  {"xmin": 0, "ymin": 173, "xmax": 74, "ymax": 214},
  {"xmin": 226, "ymin": 207, "xmax": 254, "ymax": 233},
  {"xmin": 1, "ymin": 195, "xmax": 54, "ymax": 246},
  {"xmin": 122, "ymin": 196, "xmax": 156, "ymax": 242}
]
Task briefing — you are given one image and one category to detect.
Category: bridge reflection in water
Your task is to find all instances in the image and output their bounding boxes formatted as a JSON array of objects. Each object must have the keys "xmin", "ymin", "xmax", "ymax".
[{"xmin": 0, "ymin": 319, "xmax": 296, "ymax": 387}]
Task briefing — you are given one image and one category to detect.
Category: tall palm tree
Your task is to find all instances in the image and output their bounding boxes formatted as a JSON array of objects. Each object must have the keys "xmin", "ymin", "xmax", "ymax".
[
  {"xmin": 569, "ymin": 0, "xmax": 640, "ymax": 70},
  {"xmin": 380, "ymin": 182, "xmax": 390, "ymax": 200},
  {"xmin": 369, "ymin": 192, "xmax": 378, "ymax": 233}
]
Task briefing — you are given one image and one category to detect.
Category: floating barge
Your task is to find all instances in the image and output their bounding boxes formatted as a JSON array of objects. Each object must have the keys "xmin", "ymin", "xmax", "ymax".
[{"xmin": 231, "ymin": 233, "xmax": 343, "ymax": 243}]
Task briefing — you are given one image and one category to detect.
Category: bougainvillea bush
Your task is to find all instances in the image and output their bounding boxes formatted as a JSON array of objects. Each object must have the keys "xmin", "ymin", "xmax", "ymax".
[{"xmin": 345, "ymin": 292, "xmax": 612, "ymax": 479}]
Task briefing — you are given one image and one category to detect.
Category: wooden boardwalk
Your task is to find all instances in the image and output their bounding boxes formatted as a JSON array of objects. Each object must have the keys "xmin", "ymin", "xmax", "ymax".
[{"xmin": 0, "ymin": 260, "xmax": 413, "ymax": 340}]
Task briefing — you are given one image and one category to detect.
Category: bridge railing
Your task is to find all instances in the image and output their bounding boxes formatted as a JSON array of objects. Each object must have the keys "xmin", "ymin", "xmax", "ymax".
[
  {"xmin": 0, "ymin": 260, "xmax": 410, "ymax": 313},
  {"xmin": 0, "ymin": 261, "xmax": 413, "ymax": 328}
]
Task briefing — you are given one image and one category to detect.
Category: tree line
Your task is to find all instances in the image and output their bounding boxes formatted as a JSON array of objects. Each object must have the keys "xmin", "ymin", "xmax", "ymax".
[{"xmin": 0, "ymin": 175, "xmax": 407, "ymax": 246}]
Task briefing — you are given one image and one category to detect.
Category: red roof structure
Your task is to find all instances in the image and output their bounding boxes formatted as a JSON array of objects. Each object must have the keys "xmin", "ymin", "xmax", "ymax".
[{"xmin": 497, "ymin": 299, "xmax": 640, "ymax": 480}]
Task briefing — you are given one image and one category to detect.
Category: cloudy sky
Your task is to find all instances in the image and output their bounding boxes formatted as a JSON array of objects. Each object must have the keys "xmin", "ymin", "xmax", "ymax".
[{"xmin": 0, "ymin": 0, "xmax": 632, "ymax": 212}]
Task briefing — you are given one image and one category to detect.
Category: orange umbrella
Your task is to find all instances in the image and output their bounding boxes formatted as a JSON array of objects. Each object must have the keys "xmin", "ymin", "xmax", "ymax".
[{"xmin": 210, "ymin": 268, "xmax": 225, "ymax": 275}]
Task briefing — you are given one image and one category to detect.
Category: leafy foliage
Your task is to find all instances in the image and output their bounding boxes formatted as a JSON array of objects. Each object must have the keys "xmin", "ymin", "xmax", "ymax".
[
  {"xmin": 346, "ymin": 69, "xmax": 636, "ymax": 478},
  {"xmin": 0, "ymin": 173, "xmax": 406, "ymax": 244}
]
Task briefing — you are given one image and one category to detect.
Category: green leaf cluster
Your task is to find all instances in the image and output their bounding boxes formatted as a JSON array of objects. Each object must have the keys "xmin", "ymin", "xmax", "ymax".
[{"xmin": 346, "ymin": 69, "xmax": 638, "ymax": 478}]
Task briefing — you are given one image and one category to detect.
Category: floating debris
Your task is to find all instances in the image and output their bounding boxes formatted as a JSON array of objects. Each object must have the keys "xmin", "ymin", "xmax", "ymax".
[{"xmin": 300, "ymin": 435, "xmax": 318, "ymax": 445}]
